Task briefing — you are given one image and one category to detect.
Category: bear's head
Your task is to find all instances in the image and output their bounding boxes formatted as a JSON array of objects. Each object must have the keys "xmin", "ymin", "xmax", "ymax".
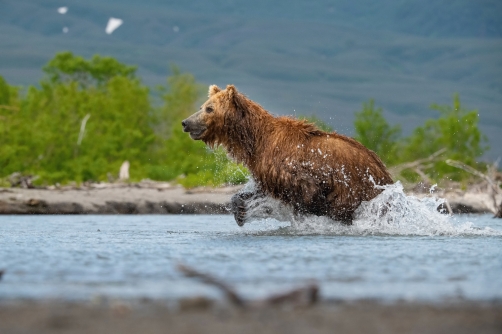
[{"xmin": 181, "ymin": 84, "xmax": 246, "ymax": 144}]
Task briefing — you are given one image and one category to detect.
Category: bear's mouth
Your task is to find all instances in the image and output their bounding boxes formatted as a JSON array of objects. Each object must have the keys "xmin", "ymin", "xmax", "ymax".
[{"xmin": 188, "ymin": 129, "xmax": 206, "ymax": 140}]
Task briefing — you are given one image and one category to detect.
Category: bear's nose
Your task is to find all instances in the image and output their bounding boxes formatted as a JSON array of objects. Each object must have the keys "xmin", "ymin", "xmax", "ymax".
[{"xmin": 181, "ymin": 120, "xmax": 187, "ymax": 128}]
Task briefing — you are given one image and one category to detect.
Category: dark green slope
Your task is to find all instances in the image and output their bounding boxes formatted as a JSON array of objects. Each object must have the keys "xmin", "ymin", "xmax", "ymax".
[{"xmin": 1, "ymin": 0, "xmax": 501, "ymax": 159}]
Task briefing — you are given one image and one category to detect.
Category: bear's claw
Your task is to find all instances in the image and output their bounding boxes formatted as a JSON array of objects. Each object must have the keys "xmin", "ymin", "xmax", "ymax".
[
  {"xmin": 235, "ymin": 206, "xmax": 247, "ymax": 226},
  {"xmin": 231, "ymin": 192, "xmax": 253, "ymax": 226}
]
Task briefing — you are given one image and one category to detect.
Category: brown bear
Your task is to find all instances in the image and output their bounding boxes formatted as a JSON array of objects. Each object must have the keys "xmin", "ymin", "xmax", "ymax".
[{"xmin": 182, "ymin": 85, "xmax": 393, "ymax": 226}]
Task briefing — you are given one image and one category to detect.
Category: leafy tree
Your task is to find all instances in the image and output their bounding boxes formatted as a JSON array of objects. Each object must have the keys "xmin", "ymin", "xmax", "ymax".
[
  {"xmin": 1, "ymin": 53, "xmax": 153, "ymax": 184},
  {"xmin": 148, "ymin": 67, "xmax": 248, "ymax": 186},
  {"xmin": 0, "ymin": 76, "xmax": 21, "ymax": 175},
  {"xmin": 153, "ymin": 65, "xmax": 203, "ymax": 139},
  {"xmin": 0, "ymin": 75, "xmax": 10, "ymax": 105},
  {"xmin": 401, "ymin": 94, "xmax": 488, "ymax": 180},
  {"xmin": 354, "ymin": 99, "xmax": 401, "ymax": 165},
  {"xmin": 43, "ymin": 51, "xmax": 137, "ymax": 87},
  {"xmin": 1, "ymin": 53, "xmax": 249, "ymax": 187}
]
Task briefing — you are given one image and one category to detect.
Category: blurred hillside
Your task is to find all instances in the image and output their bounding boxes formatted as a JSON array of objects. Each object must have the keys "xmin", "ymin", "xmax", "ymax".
[{"xmin": 1, "ymin": 0, "xmax": 502, "ymax": 159}]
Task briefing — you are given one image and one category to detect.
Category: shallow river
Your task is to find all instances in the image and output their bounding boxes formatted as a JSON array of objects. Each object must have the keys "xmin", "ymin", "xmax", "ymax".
[{"xmin": 1, "ymin": 211, "xmax": 501, "ymax": 302}]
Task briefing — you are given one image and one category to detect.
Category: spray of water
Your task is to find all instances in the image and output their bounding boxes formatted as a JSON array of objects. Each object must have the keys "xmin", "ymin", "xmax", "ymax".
[{"xmin": 239, "ymin": 181, "xmax": 500, "ymax": 237}]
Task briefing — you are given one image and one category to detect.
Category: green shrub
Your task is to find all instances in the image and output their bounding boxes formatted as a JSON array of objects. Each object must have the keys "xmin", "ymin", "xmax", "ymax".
[
  {"xmin": 354, "ymin": 99, "xmax": 401, "ymax": 165},
  {"xmin": 401, "ymin": 94, "xmax": 488, "ymax": 180},
  {"xmin": 1, "ymin": 54, "xmax": 249, "ymax": 188},
  {"xmin": 354, "ymin": 95, "xmax": 489, "ymax": 183}
]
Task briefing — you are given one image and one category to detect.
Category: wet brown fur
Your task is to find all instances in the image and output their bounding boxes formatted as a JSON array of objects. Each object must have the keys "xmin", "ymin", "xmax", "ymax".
[{"xmin": 186, "ymin": 85, "xmax": 394, "ymax": 222}]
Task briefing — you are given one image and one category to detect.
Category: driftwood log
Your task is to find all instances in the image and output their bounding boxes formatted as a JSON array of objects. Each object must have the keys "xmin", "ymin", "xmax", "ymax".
[
  {"xmin": 389, "ymin": 148, "xmax": 446, "ymax": 179},
  {"xmin": 7, "ymin": 172, "xmax": 37, "ymax": 189},
  {"xmin": 389, "ymin": 149, "xmax": 502, "ymax": 218},
  {"xmin": 177, "ymin": 264, "xmax": 318, "ymax": 308},
  {"xmin": 446, "ymin": 159, "xmax": 502, "ymax": 218}
]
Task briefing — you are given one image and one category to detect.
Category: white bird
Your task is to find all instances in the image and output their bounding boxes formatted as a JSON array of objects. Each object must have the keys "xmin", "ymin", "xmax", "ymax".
[
  {"xmin": 58, "ymin": 7, "xmax": 68, "ymax": 14},
  {"xmin": 105, "ymin": 17, "xmax": 123, "ymax": 34}
]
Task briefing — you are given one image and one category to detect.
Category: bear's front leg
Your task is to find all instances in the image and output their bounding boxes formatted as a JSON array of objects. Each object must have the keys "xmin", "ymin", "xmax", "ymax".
[
  {"xmin": 231, "ymin": 189, "xmax": 270, "ymax": 226},
  {"xmin": 230, "ymin": 191, "xmax": 255, "ymax": 226},
  {"xmin": 230, "ymin": 188, "xmax": 291, "ymax": 226},
  {"xmin": 230, "ymin": 180, "xmax": 294, "ymax": 226}
]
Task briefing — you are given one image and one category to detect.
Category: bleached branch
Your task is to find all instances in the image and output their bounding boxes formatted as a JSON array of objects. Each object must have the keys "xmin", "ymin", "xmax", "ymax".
[
  {"xmin": 445, "ymin": 159, "xmax": 500, "ymax": 192},
  {"xmin": 77, "ymin": 113, "xmax": 91, "ymax": 145},
  {"xmin": 390, "ymin": 148, "xmax": 447, "ymax": 176},
  {"xmin": 446, "ymin": 159, "xmax": 502, "ymax": 215}
]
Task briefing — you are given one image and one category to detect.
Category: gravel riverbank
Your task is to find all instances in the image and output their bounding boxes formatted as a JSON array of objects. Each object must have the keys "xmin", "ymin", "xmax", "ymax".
[
  {"xmin": 0, "ymin": 299, "xmax": 500, "ymax": 334},
  {"xmin": 0, "ymin": 184, "xmax": 240, "ymax": 215},
  {"xmin": 0, "ymin": 182, "xmax": 499, "ymax": 215}
]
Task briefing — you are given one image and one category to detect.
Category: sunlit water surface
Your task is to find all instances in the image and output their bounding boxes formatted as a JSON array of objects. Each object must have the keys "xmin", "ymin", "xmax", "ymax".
[{"xmin": 1, "ymin": 211, "xmax": 501, "ymax": 302}]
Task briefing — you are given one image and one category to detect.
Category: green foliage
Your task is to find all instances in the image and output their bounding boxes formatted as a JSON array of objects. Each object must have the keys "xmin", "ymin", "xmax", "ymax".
[
  {"xmin": 0, "ymin": 178, "xmax": 10, "ymax": 188},
  {"xmin": 43, "ymin": 51, "xmax": 137, "ymax": 87},
  {"xmin": 0, "ymin": 76, "xmax": 10, "ymax": 105},
  {"xmin": 149, "ymin": 68, "xmax": 249, "ymax": 187},
  {"xmin": 1, "ymin": 65, "xmax": 154, "ymax": 184},
  {"xmin": 153, "ymin": 65, "xmax": 203, "ymax": 139},
  {"xmin": 354, "ymin": 95, "xmax": 489, "ymax": 182},
  {"xmin": 354, "ymin": 99, "xmax": 401, "ymax": 165},
  {"xmin": 1, "ymin": 52, "xmax": 490, "ymax": 188},
  {"xmin": 0, "ymin": 53, "xmax": 248, "ymax": 187},
  {"xmin": 401, "ymin": 94, "xmax": 488, "ymax": 180},
  {"xmin": 0, "ymin": 75, "xmax": 21, "ymax": 175},
  {"xmin": 177, "ymin": 153, "xmax": 249, "ymax": 188},
  {"xmin": 299, "ymin": 115, "xmax": 333, "ymax": 132}
]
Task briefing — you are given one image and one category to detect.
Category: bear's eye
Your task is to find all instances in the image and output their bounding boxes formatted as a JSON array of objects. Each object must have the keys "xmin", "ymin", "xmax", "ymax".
[{"xmin": 205, "ymin": 106, "xmax": 214, "ymax": 113}]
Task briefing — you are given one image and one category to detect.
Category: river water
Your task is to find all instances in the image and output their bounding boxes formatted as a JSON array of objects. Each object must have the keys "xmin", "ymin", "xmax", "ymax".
[{"xmin": 1, "ymin": 184, "xmax": 501, "ymax": 302}]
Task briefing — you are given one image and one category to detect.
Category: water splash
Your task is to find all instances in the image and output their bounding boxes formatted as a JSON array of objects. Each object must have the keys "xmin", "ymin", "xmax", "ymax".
[
  {"xmin": 350, "ymin": 181, "xmax": 498, "ymax": 236},
  {"xmin": 237, "ymin": 180, "xmax": 294, "ymax": 223},
  {"xmin": 241, "ymin": 181, "xmax": 501, "ymax": 237}
]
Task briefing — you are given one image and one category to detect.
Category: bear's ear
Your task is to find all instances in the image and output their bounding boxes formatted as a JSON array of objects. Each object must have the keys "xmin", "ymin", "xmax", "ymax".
[
  {"xmin": 208, "ymin": 85, "xmax": 221, "ymax": 97},
  {"xmin": 226, "ymin": 85, "xmax": 246, "ymax": 113},
  {"xmin": 226, "ymin": 85, "xmax": 237, "ymax": 99}
]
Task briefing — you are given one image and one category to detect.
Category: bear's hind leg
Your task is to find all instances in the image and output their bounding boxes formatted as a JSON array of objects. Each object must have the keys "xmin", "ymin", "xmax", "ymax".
[{"xmin": 329, "ymin": 209, "xmax": 354, "ymax": 226}]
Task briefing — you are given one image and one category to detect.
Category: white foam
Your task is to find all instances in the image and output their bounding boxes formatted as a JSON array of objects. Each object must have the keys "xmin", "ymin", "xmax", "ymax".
[
  {"xmin": 239, "ymin": 180, "xmax": 295, "ymax": 223},
  {"xmin": 241, "ymin": 181, "xmax": 501, "ymax": 237},
  {"xmin": 350, "ymin": 181, "xmax": 499, "ymax": 236}
]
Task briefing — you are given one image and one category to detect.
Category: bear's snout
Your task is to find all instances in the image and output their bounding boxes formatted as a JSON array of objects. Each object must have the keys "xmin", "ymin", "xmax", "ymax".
[
  {"xmin": 181, "ymin": 118, "xmax": 194, "ymax": 134},
  {"xmin": 181, "ymin": 117, "xmax": 196, "ymax": 133},
  {"xmin": 181, "ymin": 112, "xmax": 207, "ymax": 140}
]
